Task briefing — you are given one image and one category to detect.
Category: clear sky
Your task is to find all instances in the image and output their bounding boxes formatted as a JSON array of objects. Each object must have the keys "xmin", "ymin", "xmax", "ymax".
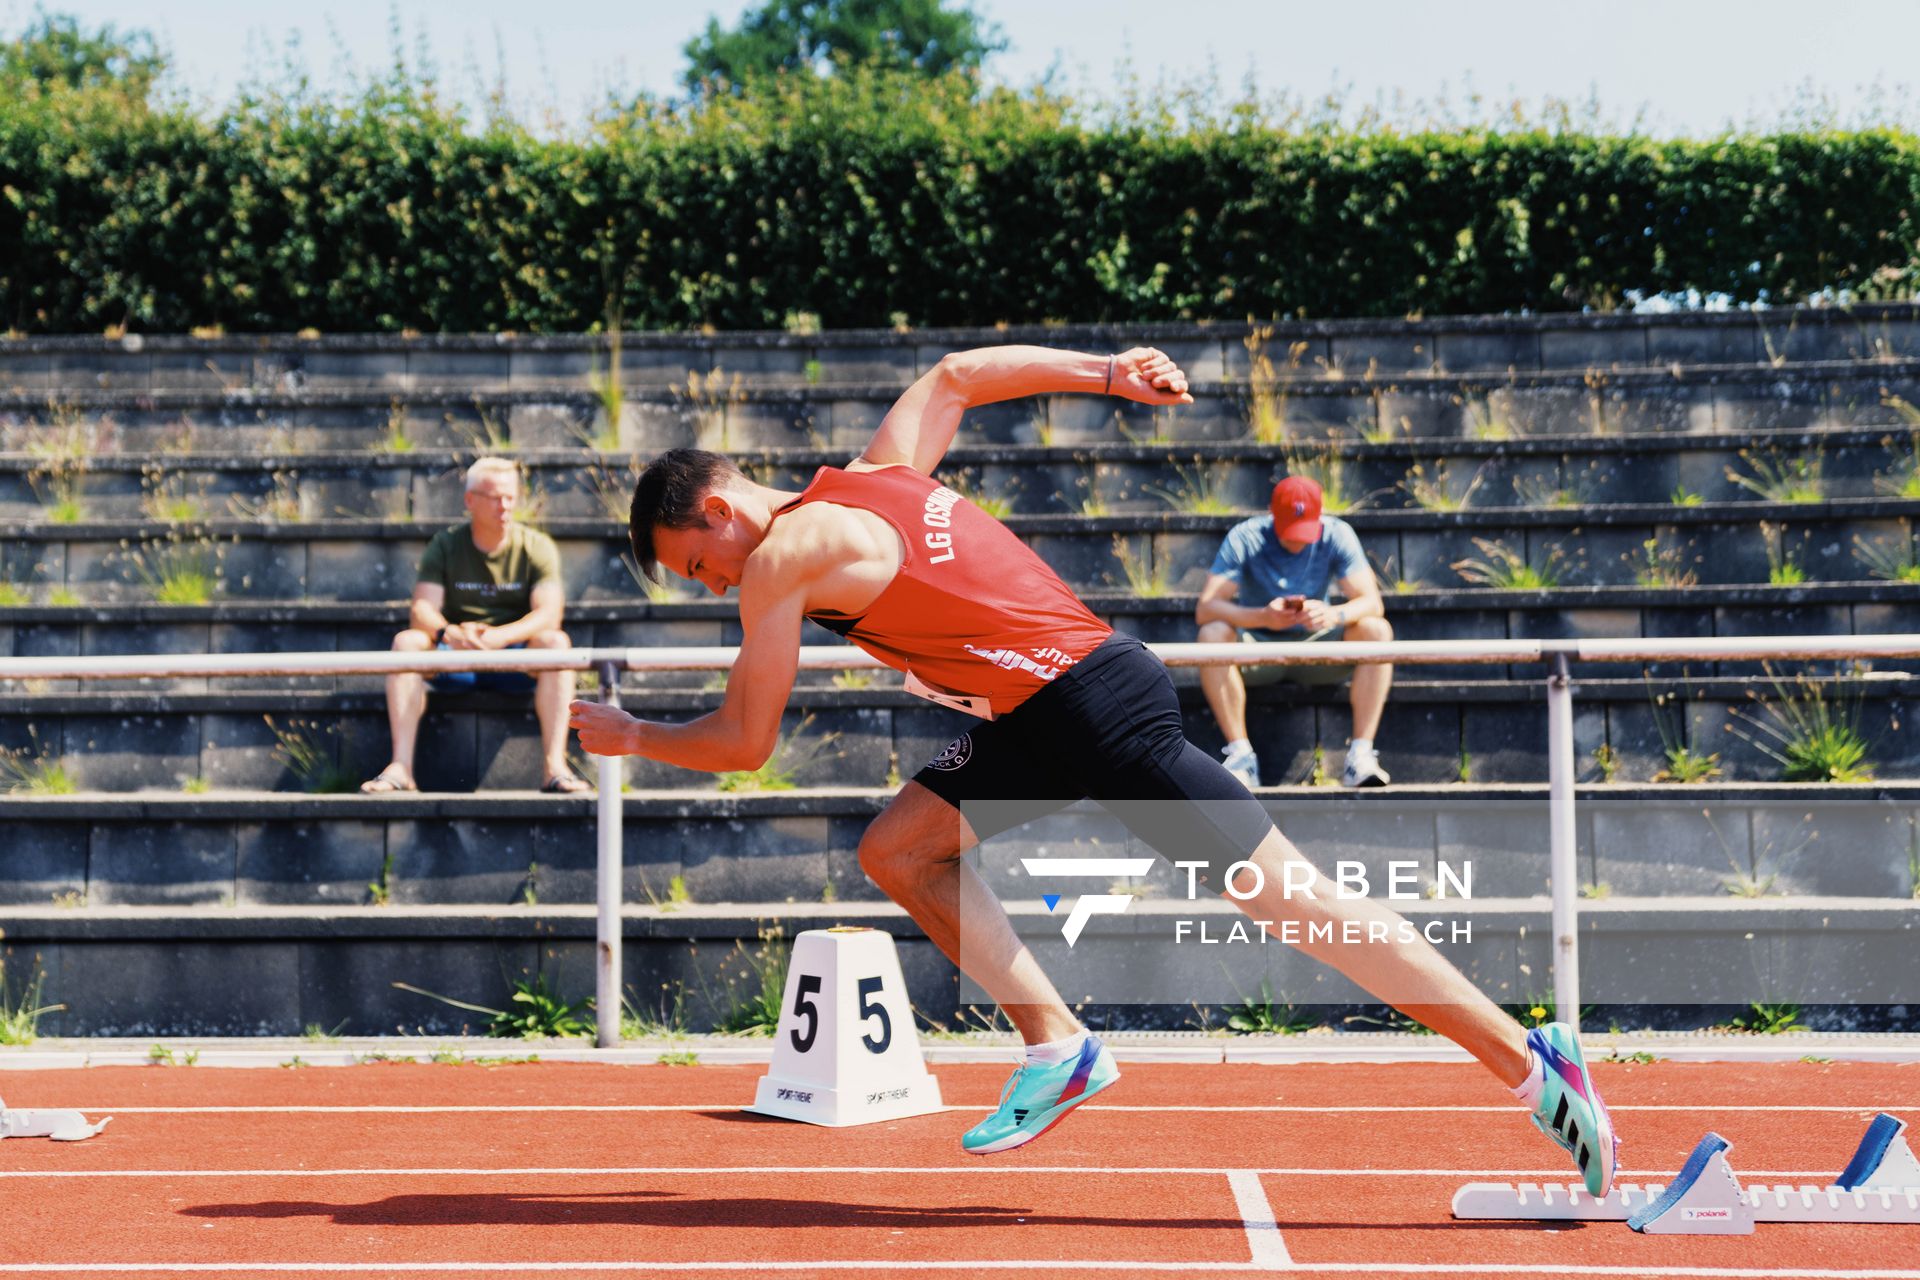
[{"xmin": 10, "ymin": 0, "xmax": 1920, "ymax": 134}]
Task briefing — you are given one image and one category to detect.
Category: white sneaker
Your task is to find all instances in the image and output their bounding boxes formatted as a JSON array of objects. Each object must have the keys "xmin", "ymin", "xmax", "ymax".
[
  {"xmin": 1341, "ymin": 747, "xmax": 1391, "ymax": 788},
  {"xmin": 1221, "ymin": 744, "xmax": 1261, "ymax": 790}
]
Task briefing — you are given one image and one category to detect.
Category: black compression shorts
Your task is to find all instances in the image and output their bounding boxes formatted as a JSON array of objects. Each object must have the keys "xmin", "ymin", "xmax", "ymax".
[{"xmin": 911, "ymin": 632, "xmax": 1274, "ymax": 890}]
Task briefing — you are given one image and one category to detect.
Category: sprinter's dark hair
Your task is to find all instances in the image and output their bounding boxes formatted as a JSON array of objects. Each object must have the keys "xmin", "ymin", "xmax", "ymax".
[{"xmin": 627, "ymin": 449, "xmax": 744, "ymax": 582}]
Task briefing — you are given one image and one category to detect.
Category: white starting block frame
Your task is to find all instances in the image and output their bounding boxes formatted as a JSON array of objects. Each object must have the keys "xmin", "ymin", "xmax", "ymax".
[
  {"xmin": 1454, "ymin": 1112, "xmax": 1920, "ymax": 1234},
  {"xmin": 0, "ymin": 1097, "xmax": 110, "ymax": 1142},
  {"xmin": 747, "ymin": 926, "xmax": 944, "ymax": 1128}
]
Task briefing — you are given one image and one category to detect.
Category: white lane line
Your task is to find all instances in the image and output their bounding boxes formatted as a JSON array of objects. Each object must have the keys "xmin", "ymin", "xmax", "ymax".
[
  {"xmin": 0, "ymin": 1264, "xmax": 1916, "ymax": 1277},
  {"xmin": 30, "ymin": 1103, "xmax": 1920, "ymax": 1115},
  {"xmin": 1225, "ymin": 1170, "xmax": 1292, "ymax": 1268},
  {"xmin": 0, "ymin": 1165, "xmax": 1852, "ymax": 1179}
]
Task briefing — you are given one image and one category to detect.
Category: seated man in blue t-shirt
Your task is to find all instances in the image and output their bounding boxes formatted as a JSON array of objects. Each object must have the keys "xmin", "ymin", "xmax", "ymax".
[{"xmin": 1195, "ymin": 475, "xmax": 1393, "ymax": 788}]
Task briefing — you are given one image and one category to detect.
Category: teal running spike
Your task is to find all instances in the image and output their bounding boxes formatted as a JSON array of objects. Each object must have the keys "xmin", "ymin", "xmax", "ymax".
[
  {"xmin": 962, "ymin": 1036, "xmax": 1119, "ymax": 1155},
  {"xmin": 1523, "ymin": 1022, "xmax": 1620, "ymax": 1197}
]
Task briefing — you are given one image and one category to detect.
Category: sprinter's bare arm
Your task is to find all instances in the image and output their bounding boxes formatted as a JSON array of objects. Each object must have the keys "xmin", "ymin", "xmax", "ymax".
[
  {"xmin": 852, "ymin": 345, "xmax": 1194, "ymax": 476},
  {"xmin": 569, "ymin": 525, "xmax": 814, "ymax": 772}
]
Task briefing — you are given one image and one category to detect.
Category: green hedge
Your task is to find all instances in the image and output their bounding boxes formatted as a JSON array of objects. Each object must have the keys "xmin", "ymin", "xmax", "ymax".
[{"xmin": 4, "ymin": 77, "xmax": 1918, "ymax": 333}]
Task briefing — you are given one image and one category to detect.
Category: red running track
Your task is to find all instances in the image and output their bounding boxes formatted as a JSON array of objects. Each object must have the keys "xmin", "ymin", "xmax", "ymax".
[{"xmin": 0, "ymin": 1059, "xmax": 1917, "ymax": 1279}]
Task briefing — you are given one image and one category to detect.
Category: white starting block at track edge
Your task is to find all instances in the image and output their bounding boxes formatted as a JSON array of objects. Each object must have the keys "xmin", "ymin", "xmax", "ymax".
[
  {"xmin": 748, "ymin": 927, "xmax": 944, "ymax": 1127},
  {"xmin": 1455, "ymin": 1112, "xmax": 1920, "ymax": 1234},
  {"xmin": 0, "ymin": 1094, "xmax": 111, "ymax": 1142}
]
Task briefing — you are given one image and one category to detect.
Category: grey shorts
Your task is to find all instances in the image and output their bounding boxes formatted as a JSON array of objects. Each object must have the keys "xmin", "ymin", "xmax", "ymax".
[{"xmin": 1235, "ymin": 627, "xmax": 1353, "ymax": 687}]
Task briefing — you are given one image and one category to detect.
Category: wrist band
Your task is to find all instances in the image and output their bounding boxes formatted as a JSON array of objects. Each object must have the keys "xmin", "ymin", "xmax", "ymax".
[{"xmin": 1104, "ymin": 354, "xmax": 1115, "ymax": 394}]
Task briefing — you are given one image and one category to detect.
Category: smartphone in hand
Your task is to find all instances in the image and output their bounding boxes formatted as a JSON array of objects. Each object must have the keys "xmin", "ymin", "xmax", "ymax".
[{"xmin": 1283, "ymin": 595, "xmax": 1306, "ymax": 611}]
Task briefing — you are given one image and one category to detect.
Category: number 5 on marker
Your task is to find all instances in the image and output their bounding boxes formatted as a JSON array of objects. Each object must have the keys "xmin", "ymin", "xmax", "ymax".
[
  {"xmin": 856, "ymin": 976, "xmax": 891, "ymax": 1054},
  {"xmin": 789, "ymin": 974, "xmax": 822, "ymax": 1053}
]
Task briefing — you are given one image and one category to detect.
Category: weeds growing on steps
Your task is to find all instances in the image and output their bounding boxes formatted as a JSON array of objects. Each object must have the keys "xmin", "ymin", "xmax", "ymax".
[
  {"xmin": 0, "ymin": 729, "xmax": 75, "ymax": 795},
  {"xmin": 391, "ymin": 975, "xmax": 592, "ymax": 1039},
  {"xmin": 1727, "ymin": 448, "xmax": 1824, "ymax": 504},
  {"xmin": 1647, "ymin": 672, "xmax": 1722, "ymax": 784},
  {"xmin": 1726, "ymin": 666, "xmax": 1876, "ymax": 783},
  {"xmin": 0, "ymin": 952, "xmax": 62, "ymax": 1045},
  {"xmin": 712, "ymin": 927, "xmax": 790, "ymax": 1036},
  {"xmin": 1854, "ymin": 528, "xmax": 1920, "ymax": 582},
  {"xmin": 264, "ymin": 716, "xmax": 359, "ymax": 793},
  {"xmin": 1110, "ymin": 535, "xmax": 1170, "ymax": 596},
  {"xmin": 715, "ymin": 715, "xmax": 843, "ymax": 791},
  {"xmin": 1450, "ymin": 537, "xmax": 1567, "ymax": 590},
  {"xmin": 1223, "ymin": 981, "xmax": 1316, "ymax": 1035},
  {"xmin": 1398, "ymin": 459, "xmax": 1487, "ymax": 512},
  {"xmin": 1146, "ymin": 458, "xmax": 1240, "ymax": 515},
  {"xmin": 1717, "ymin": 1002, "xmax": 1808, "ymax": 1034},
  {"xmin": 1759, "ymin": 522, "xmax": 1807, "ymax": 586}
]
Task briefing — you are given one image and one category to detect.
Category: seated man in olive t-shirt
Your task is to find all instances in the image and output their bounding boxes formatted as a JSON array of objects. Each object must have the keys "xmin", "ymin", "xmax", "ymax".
[{"xmin": 361, "ymin": 457, "xmax": 589, "ymax": 794}]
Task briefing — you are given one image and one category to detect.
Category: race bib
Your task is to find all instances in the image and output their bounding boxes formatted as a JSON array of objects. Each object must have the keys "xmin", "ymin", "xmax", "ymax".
[{"xmin": 902, "ymin": 670, "xmax": 996, "ymax": 720}]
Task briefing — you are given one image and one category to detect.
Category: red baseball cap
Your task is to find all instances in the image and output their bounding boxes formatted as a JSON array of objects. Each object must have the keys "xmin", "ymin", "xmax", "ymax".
[{"xmin": 1271, "ymin": 475, "xmax": 1324, "ymax": 542}]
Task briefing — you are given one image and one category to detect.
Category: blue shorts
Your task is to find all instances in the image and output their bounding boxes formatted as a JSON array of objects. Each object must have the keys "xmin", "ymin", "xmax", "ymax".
[{"xmin": 427, "ymin": 641, "xmax": 536, "ymax": 694}]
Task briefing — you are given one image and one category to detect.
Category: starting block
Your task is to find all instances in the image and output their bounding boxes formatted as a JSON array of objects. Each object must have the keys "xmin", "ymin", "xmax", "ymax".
[
  {"xmin": 0, "ymin": 1095, "xmax": 111, "ymax": 1142},
  {"xmin": 1454, "ymin": 1112, "xmax": 1920, "ymax": 1234},
  {"xmin": 747, "ymin": 926, "xmax": 944, "ymax": 1127}
]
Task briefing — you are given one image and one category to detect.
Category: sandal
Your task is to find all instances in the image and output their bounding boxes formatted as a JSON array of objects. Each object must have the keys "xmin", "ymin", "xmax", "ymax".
[
  {"xmin": 541, "ymin": 772, "xmax": 592, "ymax": 794},
  {"xmin": 360, "ymin": 766, "xmax": 418, "ymax": 794}
]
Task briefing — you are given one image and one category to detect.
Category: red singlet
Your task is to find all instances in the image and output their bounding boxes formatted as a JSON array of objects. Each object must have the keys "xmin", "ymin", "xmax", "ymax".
[{"xmin": 774, "ymin": 465, "xmax": 1112, "ymax": 718}]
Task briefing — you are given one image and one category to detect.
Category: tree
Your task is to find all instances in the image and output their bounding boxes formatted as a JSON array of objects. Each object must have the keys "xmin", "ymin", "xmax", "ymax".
[
  {"xmin": 1, "ymin": 10, "xmax": 165, "ymax": 101},
  {"xmin": 682, "ymin": 0, "xmax": 1005, "ymax": 90}
]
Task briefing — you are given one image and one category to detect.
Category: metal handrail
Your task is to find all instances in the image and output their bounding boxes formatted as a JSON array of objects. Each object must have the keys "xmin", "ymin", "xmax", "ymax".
[
  {"xmin": 6, "ymin": 632, "xmax": 1917, "ymax": 1045},
  {"xmin": 6, "ymin": 633, "xmax": 1920, "ymax": 681}
]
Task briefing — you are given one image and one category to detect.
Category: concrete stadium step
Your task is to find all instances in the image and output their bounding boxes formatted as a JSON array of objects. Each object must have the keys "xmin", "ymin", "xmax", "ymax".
[
  {"xmin": 2, "ymin": 674, "xmax": 1916, "ymax": 794},
  {"xmin": 2, "ymin": 500, "xmax": 1915, "ymax": 601},
  {"xmin": 6, "ymin": 354, "xmax": 1920, "ymax": 453},
  {"xmin": 4, "ymin": 305, "xmax": 1918, "ymax": 397},
  {"xmin": 1, "ymin": 892, "xmax": 1915, "ymax": 1036},
  {"xmin": 2, "ymin": 426, "xmax": 1915, "ymax": 524},
  {"xmin": 3, "ymin": 785, "xmax": 1915, "ymax": 907}
]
